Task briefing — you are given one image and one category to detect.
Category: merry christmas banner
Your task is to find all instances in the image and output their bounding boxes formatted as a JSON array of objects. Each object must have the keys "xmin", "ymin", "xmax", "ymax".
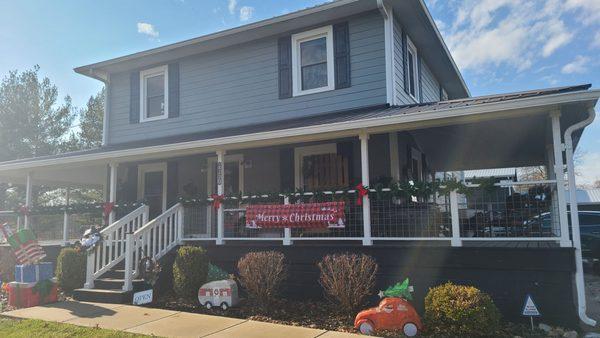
[{"xmin": 245, "ymin": 202, "xmax": 346, "ymax": 229}]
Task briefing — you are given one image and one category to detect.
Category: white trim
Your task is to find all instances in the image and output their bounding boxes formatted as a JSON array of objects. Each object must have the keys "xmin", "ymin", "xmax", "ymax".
[
  {"xmin": 0, "ymin": 90, "xmax": 597, "ymax": 172},
  {"xmin": 406, "ymin": 36, "xmax": 419, "ymax": 102},
  {"xmin": 291, "ymin": 25, "xmax": 335, "ymax": 97},
  {"xmin": 294, "ymin": 143, "xmax": 337, "ymax": 189},
  {"xmin": 102, "ymin": 77, "xmax": 110, "ymax": 146},
  {"xmin": 380, "ymin": 2, "xmax": 395, "ymax": 105},
  {"xmin": 137, "ymin": 162, "xmax": 168, "ymax": 214},
  {"xmin": 140, "ymin": 65, "xmax": 169, "ymax": 123},
  {"xmin": 359, "ymin": 132, "xmax": 372, "ymax": 246},
  {"xmin": 206, "ymin": 153, "xmax": 244, "ymax": 240}
]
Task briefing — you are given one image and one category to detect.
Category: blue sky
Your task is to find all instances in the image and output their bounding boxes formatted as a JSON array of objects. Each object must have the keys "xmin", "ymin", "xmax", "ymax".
[{"xmin": 0, "ymin": 0, "xmax": 598, "ymax": 184}]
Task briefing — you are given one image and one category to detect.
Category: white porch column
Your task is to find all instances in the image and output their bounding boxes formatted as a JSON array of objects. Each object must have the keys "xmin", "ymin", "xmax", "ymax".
[
  {"xmin": 359, "ymin": 132, "xmax": 372, "ymax": 246},
  {"xmin": 551, "ymin": 112, "xmax": 570, "ymax": 247},
  {"xmin": 24, "ymin": 172, "xmax": 33, "ymax": 229},
  {"xmin": 449, "ymin": 190, "xmax": 462, "ymax": 247},
  {"xmin": 109, "ymin": 163, "xmax": 118, "ymax": 225},
  {"xmin": 62, "ymin": 188, "xmax": 70, "ymax": 246},
  {"xmin": 283, "ymin": 196, "xmax": 292, "ymax": 246},
  {"xmin": 216, "ymin": 150, "xmax": 225, "ymax": 245}
]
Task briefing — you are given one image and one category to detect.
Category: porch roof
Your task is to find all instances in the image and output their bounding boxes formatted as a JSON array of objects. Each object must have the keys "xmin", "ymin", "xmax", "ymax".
[{"xmin": 0, "ymin": 84, "xmax": 598, "ymax": 185}]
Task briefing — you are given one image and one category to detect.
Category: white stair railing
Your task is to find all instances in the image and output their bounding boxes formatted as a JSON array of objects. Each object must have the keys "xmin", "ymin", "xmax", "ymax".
[
  {"xmin": 123, "ymin": 203, "xmax": 184, "ymax": 291},
  {"xmin": 84, "ymin": 205, "xmax": 149, "ymax": 289}
]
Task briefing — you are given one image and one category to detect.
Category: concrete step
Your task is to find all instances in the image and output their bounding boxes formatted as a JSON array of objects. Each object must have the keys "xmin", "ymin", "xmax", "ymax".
[
  {"xmin": 72, "ymin": 288, "xmax": 133, "ymax": 304},
  {"xmin": 94, "ymin": 278, "xmax": 146, "ymax": 290}
]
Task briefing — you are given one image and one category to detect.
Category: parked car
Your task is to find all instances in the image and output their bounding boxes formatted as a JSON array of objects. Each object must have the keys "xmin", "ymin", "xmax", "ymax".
[{"xmin": 524, "ymin": 211, "xmax": 600, "ymax": 262}]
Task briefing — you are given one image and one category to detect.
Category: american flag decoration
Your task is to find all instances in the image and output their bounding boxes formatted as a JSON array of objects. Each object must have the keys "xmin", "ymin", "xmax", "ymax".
[{"xmin": 0, "ymin": 223, "xmax": 46, "ymax": 265}]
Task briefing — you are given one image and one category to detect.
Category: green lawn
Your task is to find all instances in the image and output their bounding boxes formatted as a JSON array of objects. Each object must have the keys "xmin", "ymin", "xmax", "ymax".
[{"xmin": 0, "ymin": 317, "xmax": 153, "ymax": 337}]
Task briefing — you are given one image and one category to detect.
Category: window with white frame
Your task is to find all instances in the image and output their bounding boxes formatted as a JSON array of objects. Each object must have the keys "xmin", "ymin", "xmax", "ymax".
[
  {"xmin": 406, "ymin": 37, "xmax": 419, "ymax": 100},
  {"xmin": 291, "ymin": 26, "xmax": 335, "ymax": 96},
  {"xmin": 140, "ymin": 65, "xmax": 168, "ymax": 122}
]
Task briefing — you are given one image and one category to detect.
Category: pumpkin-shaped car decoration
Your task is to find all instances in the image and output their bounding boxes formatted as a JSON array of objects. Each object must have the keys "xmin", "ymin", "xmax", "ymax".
[{"xmin": 354, "ymin": 278, "xmax": 422, "ymax": 336}]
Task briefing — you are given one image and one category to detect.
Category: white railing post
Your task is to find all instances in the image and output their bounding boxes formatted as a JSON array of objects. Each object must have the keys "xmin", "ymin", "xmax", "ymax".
[
  {"xmin": 177, "ymin": 204, "xmax": 184, "ymax": 243},
  {"xmin": 216, "ymin": 149, "xmax": 225, "ymax": 245},
  {"xmin": 551, "ymin": 112, "xmax": 571, "ymax": 247},
  {"xmin": 450, "ymin": 190, "xmax": 462, "ymax": 247},
  {"xmin": 108, "ymin": 163, "xmax": 118, "ymax": 225},
  {"xmin": 62, "ymin": 188, "xmax": 70, "ymax": 246},
  {"xmin": 24, "ymin": 172, "xmax": 32, "ymax": 229},
  {"xmin": 283, "ymin": 196, "xmax": 292, "ymax": 245},
  {"xmin": 123, "ymin": 233, "xmax": 134, "ymax": 291},
  {"xmin": 359, "ymin": 132, "xmax": 372, "ymax": 246},
  {"xmin": 84, "ymin": 252, "xmax": 95, "ymax": 289}
]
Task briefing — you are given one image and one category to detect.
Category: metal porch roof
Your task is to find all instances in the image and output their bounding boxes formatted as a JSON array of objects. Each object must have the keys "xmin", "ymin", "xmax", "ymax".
[{"xmin": 0, "ymin": 83, "xmax": 596, "ymax": 170}]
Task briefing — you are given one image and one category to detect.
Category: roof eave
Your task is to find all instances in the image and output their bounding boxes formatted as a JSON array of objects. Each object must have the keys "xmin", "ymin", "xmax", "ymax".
[{"xmin": 1, "ymin": 88, "xmax": 597, "ymax": 172}]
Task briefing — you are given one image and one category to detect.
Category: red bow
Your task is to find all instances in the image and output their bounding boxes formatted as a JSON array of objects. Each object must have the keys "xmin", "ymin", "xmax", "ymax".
[
  {"xmin": 355, "ymin": 184, "xmax": 369, "ymax": 206},
  {"xmin": 18, "ymin": 205, "xmax": 30, "ymax": 216},
  {"xmin": 211, "ymin": 194, "xmax": 224, "ymax": 210},
  {"xmin": 103, "ymin": 202, "xmax": 115, "ymax": 223}
]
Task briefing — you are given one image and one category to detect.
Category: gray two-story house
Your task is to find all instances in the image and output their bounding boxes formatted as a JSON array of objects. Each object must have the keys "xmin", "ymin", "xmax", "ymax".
[{"xmin": 0, "ymin": 0, "xmax": 598, "ymax": 326}]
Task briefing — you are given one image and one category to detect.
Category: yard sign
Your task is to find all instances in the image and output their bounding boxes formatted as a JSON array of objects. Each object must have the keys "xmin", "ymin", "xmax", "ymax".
[
  {"xmin": 522, "ymin": 294, "xmax": 540, "ymax": 330},
  {"xmin": 133, "ymin": 289, "xmax": 153, "ymax": 305}
]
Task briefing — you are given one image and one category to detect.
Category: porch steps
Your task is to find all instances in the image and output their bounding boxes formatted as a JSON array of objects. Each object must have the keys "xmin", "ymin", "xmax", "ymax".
[{"xmin": 72, "ymin": 268, "xmax": 146, "ymax": 304}]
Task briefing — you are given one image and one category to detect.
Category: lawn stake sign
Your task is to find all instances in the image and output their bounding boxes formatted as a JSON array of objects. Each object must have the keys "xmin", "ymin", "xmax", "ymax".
[
  {"xmin": 245, "ymin": 202, "xmax": 345, "ymax": 229},
  {"xmin": 133, "ymin": 289, "xmax": 153, "ymax": 305},
  {"xmin": 522, "ymin": 294, "xmax": 541, "ymax": 330}
]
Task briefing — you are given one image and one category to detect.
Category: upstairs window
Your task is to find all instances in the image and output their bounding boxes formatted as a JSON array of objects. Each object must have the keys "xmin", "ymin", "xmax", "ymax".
[
  {"xmin": 140, "ymin": 65, "xmax": 168, "ymax": 122},
  {"xmin": 291, "ymin": 26, "xmax": 334, "ymax": 96},
  {"xmin": 406, "ymin": 37, "xmax": 419, "ymax": 101}
]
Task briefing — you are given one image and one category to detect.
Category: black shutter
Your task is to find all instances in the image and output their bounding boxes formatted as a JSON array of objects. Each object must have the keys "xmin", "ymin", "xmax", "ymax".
[
  {"xmin": 278, "ymin": 36, "xmax": 292, "ymax": 99},
  {"xmin": 168, "ymin": 63, "xmax": 180, "ymax": 118},
  {"xmin": 130, "ymin": 71, "xmax": 140, "ymax": 123},
  {"xmin": 418, "ymin": 56, "xmax": 423, "ymax": 103},
  {"xmin": 279, "ymin": 148, "xmax": 294, "ymax": 191},
  {"xmin": 401, "ymin": 30, "xmax": 409, "ymax": 94},
  {"xmin": 333, "ymin": 22, "xmax": 351, "ymax": 89},
  {"xmin": 167, "ymin": 161, "xmax": 179, "ymax": 207}
]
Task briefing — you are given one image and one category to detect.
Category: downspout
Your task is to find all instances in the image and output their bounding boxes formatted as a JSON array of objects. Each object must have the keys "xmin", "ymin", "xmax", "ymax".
[{"xmin": 564, "ymin": 107, "xmax": 596, "ymax": 326}]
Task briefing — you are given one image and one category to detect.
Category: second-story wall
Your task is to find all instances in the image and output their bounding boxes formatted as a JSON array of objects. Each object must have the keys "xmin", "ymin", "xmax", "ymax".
[
  {"xmin": 393, "ymin": 14, "xmax": 442, "ymax": 105},
  {"xmin": 107, "ymin": 11, "xmax": 387, "ymax": 145}
]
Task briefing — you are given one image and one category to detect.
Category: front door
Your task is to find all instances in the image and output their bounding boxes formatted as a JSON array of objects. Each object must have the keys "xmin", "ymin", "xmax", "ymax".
[{"xmin": 138, "ymin": 163, "xmax": 167, "ymax": 219}]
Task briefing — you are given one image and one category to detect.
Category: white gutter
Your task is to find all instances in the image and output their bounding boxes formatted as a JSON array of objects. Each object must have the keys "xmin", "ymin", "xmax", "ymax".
[
  {"xmin": 0, "ymin": 89, "xmax": 598, "ymax": 172},
  {"xmin": 564, "ymin": 107, "xmax": 597, "ymax": 326}
]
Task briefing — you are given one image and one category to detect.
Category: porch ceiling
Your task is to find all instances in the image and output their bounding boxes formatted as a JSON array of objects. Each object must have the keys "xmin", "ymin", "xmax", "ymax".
[
  {"xmin": 0, "ymin": 163, "xmax": 106, "ymax": 188},
  {"xmin": 411, "ymin": 114, "xmax": 549, "ymax": 171}
]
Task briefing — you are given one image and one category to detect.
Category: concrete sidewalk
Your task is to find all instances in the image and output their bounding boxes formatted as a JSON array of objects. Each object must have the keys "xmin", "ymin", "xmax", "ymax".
[{"xmin": 2, "ymin": 301, "xmax": 364, "ymax": 338}]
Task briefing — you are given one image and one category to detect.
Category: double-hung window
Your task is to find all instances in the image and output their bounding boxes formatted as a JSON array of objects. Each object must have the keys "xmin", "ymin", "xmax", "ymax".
[
  {"xmin": 140, "ymin": 65, "xmax": 168, "ymax": 122},
  {"xmin": 291, "ymin": 26, "xmax": 335, "ymax": 96},
  {"xmin": 406, "ymin": 37, "xmax": 419, "ymax": 101}
]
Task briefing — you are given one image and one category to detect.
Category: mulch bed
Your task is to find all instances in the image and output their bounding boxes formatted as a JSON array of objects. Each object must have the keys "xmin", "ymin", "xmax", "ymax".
[{"xmin": 152, "ymin": 292, "xmax": 357, "ymax": 333}]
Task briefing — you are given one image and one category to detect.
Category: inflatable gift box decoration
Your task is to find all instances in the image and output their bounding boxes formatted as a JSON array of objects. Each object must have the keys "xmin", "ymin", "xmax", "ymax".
[
  {"xmin": 7, "ymin": 279, "xmax": 58, "ymax": 308},
  {"xmin": 14, "ymin": 262, "xmax": 54, "ymax": 283}
]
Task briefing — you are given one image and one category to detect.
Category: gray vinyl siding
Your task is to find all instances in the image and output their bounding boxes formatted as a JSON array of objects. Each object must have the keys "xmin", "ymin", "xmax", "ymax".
[
  {"xmin": 420, "ymin": 61, "xmax": 440, "ymax": 103},
  {"xmin": 393, "ymin": 15, "xmax": 441, "ymax": 105},
  {"xmin": 107, "ymin": 11, "xmax": 386, "ymax": 145}
]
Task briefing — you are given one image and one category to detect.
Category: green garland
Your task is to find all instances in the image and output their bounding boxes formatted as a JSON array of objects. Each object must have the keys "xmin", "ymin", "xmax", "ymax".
[
  {"xmin": 178, "ymin": 179, "xmax": 474, "ymax": 205},
  {"xmin": 11, "ymin": 201, "xmax": 146, "ymax": 216}
]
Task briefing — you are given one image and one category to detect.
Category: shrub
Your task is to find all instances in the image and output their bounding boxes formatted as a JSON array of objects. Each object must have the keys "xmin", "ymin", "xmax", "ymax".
[
  {"xmin": 207, "ymin": 263, "xmax": 229, "ymax": 282},
  {"xmin": 318, "ymin": 253, "xmax": 378, "ymax": 313},
  {"xmin": 173, "ymin": 246, "xmax": 209, "ymax": 299},
  {"xmin": 55, "ymin": 248, "xmax": 86, "ymax": 292},
  {"xmin": 0, "ymin": 248, "xmax": 16, "ymax": 282},
  {"xmin": 424, "ymin": 282, "xmax": 501, "ymax": 336},
  {"xmin": 237, "ymin": 251, "xmax": 287, "ymax": 308}
]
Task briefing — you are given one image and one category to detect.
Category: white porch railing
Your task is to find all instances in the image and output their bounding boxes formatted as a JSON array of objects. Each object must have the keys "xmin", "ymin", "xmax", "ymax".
[
  {"xmin": 122, "ymin": 203, "xmax": 184, "ymax": 291},
  {"xmin": 84, "ymin": 205, "xmax": 148, "ymax": 289},
  {"xmin": 179, "ymin": 180, "xmax": 563, "ymax": 247}
]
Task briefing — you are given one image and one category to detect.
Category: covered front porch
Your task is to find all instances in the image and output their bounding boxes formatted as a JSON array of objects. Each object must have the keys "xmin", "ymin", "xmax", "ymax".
[{"xmin": 0, "ymin": 87, "xmax": 595, "ymax": 249}]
